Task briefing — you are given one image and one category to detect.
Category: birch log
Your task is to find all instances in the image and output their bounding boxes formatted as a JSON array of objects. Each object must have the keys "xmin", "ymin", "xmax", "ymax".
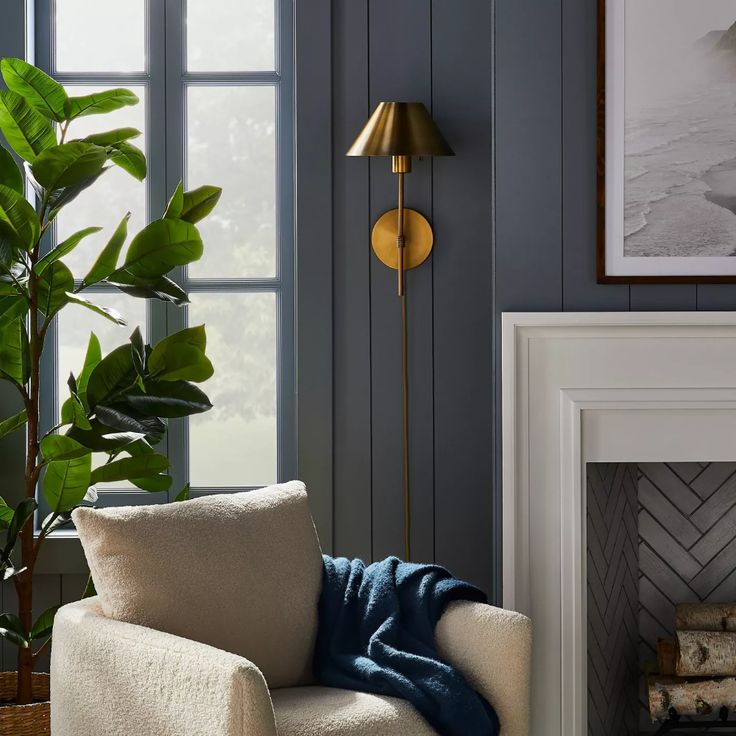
[
  {"xmin": 676, "ymin": 631, "xmax": 736, "ymax": 676},
  {"xmin": 649, "ymin": 676, "xmax": 736, "ymax": 720},
  {"xmin": 676, "ymin": 603, "xmax": 736, "ymax": 632}
]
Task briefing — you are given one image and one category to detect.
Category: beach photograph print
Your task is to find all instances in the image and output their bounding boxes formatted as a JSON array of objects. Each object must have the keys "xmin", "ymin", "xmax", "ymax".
[{"xmin": 600, "ymin": 0, "xmax": 736, "ymax": 281}]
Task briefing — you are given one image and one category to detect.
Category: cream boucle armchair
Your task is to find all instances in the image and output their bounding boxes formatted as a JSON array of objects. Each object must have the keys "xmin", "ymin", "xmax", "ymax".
[{"xmin": 50, "ymin": 482, "xmax": 532, "ymax": 736}]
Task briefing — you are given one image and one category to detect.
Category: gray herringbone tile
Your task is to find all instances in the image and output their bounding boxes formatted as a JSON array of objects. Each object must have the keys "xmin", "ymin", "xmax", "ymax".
[
  {"xmin": 587, "ymin": 463, "xmax": 639, "ymax": 736},
  {"xmin": 588, "ymin": 462, "xmax": 736, "ymax": 736},
  {"xmin": 639, "ymin": 463, "xmax": 701, "ymax": 515},
  {"xmin": 639, "ymin": 463, "xmax": 736, "ymax": 732},
  {"xmin": 690, "ymin": 463, "xmax": 736, "ymax": 500}
]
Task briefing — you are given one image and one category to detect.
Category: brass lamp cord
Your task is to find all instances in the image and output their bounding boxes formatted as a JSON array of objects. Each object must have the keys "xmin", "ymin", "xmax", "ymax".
[
  {"xmin": 401, "ymin": 291, "xmax": 411, "ymax": 562},
  {"xmin": 396, "ymin": 168, "xmax": 411, "ymax": 561}
]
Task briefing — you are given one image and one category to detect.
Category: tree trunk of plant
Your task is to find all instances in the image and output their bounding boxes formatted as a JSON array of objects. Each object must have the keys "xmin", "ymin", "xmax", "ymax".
[{"xmin": 16, "ymin": 276, "xmax": 40, "ymax": 706}]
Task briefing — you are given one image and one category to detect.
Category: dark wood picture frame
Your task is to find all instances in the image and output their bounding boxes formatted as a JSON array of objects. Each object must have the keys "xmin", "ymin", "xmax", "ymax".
[{"xmin": 596, "ymin": 0, "xmax": 736, "ymax": 284}]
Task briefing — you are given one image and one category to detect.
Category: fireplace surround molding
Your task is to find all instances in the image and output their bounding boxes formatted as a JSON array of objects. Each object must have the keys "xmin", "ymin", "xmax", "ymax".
[{"xmin": 501, "ymin": 312, "xmax": 736, "ymax": 736}]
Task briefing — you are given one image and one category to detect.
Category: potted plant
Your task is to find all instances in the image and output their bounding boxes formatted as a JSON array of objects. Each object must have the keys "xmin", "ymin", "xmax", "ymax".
[{"xmin": 0, "ymin": 57, "xmax": 221, "ymax": 732}]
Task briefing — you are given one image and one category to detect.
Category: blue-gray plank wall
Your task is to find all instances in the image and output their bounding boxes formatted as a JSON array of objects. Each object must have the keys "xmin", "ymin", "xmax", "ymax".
[{"xmin": 3, "ymin": 1, "xmax": 736, "ymax": 637}]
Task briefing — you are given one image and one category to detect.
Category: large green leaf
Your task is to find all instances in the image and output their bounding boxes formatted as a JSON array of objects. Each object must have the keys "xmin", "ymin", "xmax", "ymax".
[
  {"xmin": 125, "ymin": 381, "xmax": 212, "ymax": 418},
  {"xmin": 2, "ymin": 497, "xmax": 36, "ymax": 560},
  {"xmin": 43, "ymin": 452, "xmax": 92, "ymax": 513},
  {"xmin": 90, "ymin": 453, "xmax": 169, "ymax": 484},
  {"xmin": 66, "ymin": 421, "xmax": 144, "ymax": 452},
  {"xmin": 0, "ymin": 183, "xmax": 41, "ymax": 252},
  {"xmin": 131, "ymin": 473, "xmax": 172, "ymax": 492},
  {"xmin": 163, "ymin": 182, "xmax": 184, "ymax": 219},
  {"xmin": 47, "ymin": 167, "xmax": 108, "ymax": 221},
  {"xmin": 108, "ymin": 142, "xmax": 146, "ymax": 181},
  {"xmin": 0, "ymin": 497, "xmax": 14, "ymax": 528},
  {"xmin": 1, "ymin": 58, "xmax": 67, "ymax": 122},
  {"xmin": 0, "ymin": 409, "xmax": 27, "ymax": 440},
  {"xmin": 37, "ymin": 260, "xmax": 74, "ymax": 318},
  {"xmin": 32, "ymin": 142, "xmax": 108, "ymax": 192},
  {"xmin": 0, "ymin": 89, "xmax": 57, "ymax": 163},
  {"xmin": 107, "ymin": 272, "xmax": 188, "ymax": 306},
  {"xmin": 180, "ymin": 185, "xmax": 222, "ymax": 224},
  {"xmin": 148, "ymin": 325, "xmax": 213, "ymax": 383},
  {"xmin": 60, "ymin": 395, "xmax": 91, "ymax": 430},
  {"xmin": 76, "ymin": 332, "xmax": 101, "ymax": 401},
  {"xmin": 40, "ymin": 434, "xmax": 91, "ymax": 463},
  {"xmin": 0, "ymin": 317, "xmax": 30, "ymax": 386},
  {"xmin": 86, "ymin": 343, "xmax": 137, "ymax": 409},
  {"xmin": 0, "ymin": 295, "xmax": 29, "ymax": 328},
  {"xmin": 0, "ymin": 146, "xmax": 23, "ymax": 194},
  {"xmin": 30, "ymin": 605, "xmax": 59, "ymax": 641},
  {"xmin": 80, "ymin": 213, "xmax": 129, "ymax": 288},
  {"xmin": 34, "ymin": 226, "xmax": 101, "ymax": 276},
  {"xmin": 94, "ymin": 405, "xmax": 165, "ymax": 439},
  {"xmin": 66, "ymin": 294, "xmax": 127, "ymax": 326},
  {"xmin": 0, "ymin": 613, "xmax": 28, "ymax": 648},
  {"xmin": 129, "ymin": 327, "xmax": 145, "ymax": 376},
  {"xmin": 174, "ymin": 483, "xmax": 190, "ymax": 502},
  {"xmin": 81, "ymin": 127, "xmax": 141, "ymax": 147},
  {"xmin": 64, "ymin": 88, "xmax": 139, "ymax": 120},
  {"xmin": 114, "ymin": 219, "xmax": 202, "ymax": 279}
]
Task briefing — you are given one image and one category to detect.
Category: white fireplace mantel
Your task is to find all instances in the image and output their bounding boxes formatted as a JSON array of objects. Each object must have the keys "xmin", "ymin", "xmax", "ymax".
[{"xmin": 501, "ymin": 312, "xmax": 736, "ymax": 736}]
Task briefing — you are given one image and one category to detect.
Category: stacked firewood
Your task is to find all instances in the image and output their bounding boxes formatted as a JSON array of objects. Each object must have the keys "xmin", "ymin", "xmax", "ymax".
[{"xmin": 649, "ymin": 603, "xmax": 736, "ymax": 720}]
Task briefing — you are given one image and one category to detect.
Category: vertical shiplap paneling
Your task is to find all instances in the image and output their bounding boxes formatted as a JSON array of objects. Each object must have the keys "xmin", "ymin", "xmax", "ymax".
[
  {"xmin": 1, "ymin": 584, "xmax": 17, "ymax": 672},
  {"xmin": 332, "ymin": 0, "xmax": 373, "ymax": 559},
  {"xmin": 60, "ymin": 575, "xmax": 88, "ymax": 605},
  {"xmin": 32, "ymin": 576, "xmax": 61, "ymax": 673},
  {"xmin": 494, "ymin": 0, "xmax": 563, "ymax": 314},
  {"xmin": 368, "ymin": 0, "xmax": 435, "ymax": 561},
  {"xmin": 494, "ymin": 0, "xmax": 564, "ymax": 600},
  {"xmin": 695, "ymin": 285, "xmax": 736, "ymax": 310},
  {"xmin": 629, "ymin": 284, "xmax": 697, "ymax": 311},
  {"xmin": 431, "ymin": 0, "xmax": 495, "ymax": 589},
  {"xmin": 562, "ymin": 0, "xmax": 628, "ymax": 311},
  {"xmin": 294, "ymin": 0, "xmax": 334, "ymax": 550}
]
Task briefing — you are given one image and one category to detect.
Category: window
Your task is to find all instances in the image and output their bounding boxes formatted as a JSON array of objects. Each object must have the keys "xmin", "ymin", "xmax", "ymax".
[{"xmin": 36, "ymin": 0, "xmax": 295, "ymax": 507}]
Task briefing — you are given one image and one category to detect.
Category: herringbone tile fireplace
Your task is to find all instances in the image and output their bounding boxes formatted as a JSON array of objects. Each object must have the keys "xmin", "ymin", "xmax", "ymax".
[{"xmin": 586, "ymin": 461, "xmax": 736, "ymax": 736}]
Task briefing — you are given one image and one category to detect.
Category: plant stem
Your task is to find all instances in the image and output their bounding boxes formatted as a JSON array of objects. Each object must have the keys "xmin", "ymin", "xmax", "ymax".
[
  {"xmin": 31, "ymin": 636, "xmax": 51, "ymax": 667},
  {"xmin": 15, "ymin": 228, "xmax": 43, "ymax": 705}
]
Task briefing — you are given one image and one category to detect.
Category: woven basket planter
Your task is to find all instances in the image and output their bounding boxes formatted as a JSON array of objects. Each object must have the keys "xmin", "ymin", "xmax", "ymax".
[{"xmin": 0, "ymin": 672, "xmax": 50, "ymax": 735}]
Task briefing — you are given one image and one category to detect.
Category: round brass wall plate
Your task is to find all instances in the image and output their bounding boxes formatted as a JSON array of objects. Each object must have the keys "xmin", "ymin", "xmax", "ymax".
[{"xmin": 371, "ymin": 208, "xmax": 434, "ymax": 270}]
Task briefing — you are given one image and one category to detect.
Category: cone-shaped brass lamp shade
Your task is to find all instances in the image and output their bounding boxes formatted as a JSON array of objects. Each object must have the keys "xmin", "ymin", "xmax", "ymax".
[{"xmin": 346, "ymin": 102, "xmax": 454, "ymax": 157}]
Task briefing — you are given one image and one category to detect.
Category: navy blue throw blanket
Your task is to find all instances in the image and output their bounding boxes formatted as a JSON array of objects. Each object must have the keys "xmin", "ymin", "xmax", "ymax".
[{"xmin": 313, "ymin": 555, "xmax": 500, "ymax": 736}]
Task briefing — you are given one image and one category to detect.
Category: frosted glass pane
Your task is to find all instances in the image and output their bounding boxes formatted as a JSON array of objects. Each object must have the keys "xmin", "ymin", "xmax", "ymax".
[
  {"xmin": 187, "ymin": 87, "xmax": 276, "ymax": 278},
  {"xmin": 189, "ymin": 293, "xmax": 277, "ymax": 487},
  {"xmin": 57, "ymin": 292, "xmax": 146, "ymax": 404},
  {"xmin": 186, "ymin": 0, "xmax": 274, "ymax": 71},
  {"xmin": 56, "ymin": 0, "xmax": 145, "ymax": 73},
  {"xmin": 56, "ymin": 87, "xmax": 147, "ymax": 282}
]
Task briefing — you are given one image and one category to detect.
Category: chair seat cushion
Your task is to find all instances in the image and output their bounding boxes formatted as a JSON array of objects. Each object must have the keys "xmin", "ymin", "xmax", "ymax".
[{"xmin": 270, "ymin": 686, "xmax": 438, "ymax": 736}]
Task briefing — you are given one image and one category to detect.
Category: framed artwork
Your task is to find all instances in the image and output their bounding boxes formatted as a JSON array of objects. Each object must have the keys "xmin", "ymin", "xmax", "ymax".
[{"xmin": 598, "ymin": 0, "xmax": 736, "ymax": 283}]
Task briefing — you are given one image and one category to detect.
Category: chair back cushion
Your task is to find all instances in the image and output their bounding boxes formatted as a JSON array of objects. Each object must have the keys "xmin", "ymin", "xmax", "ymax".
[{"xmin": 73, "ymin": 481, "xmax": 323, "ymax": 688}]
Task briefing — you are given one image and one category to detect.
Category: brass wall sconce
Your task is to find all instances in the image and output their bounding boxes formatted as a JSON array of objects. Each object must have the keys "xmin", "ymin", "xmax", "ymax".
[{"xmin": 347, "ymin": 102, "xmax": 454, "ymax": 561}]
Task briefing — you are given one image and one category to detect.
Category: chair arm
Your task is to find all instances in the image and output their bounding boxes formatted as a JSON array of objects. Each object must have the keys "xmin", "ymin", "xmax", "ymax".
[
  {"xmin": 435, "ymin": 601, "xmax": 532, "ymax": 736},
  {"xmin": 51, "ymin": 598, "xmax": 277, "ymax": 736}
]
